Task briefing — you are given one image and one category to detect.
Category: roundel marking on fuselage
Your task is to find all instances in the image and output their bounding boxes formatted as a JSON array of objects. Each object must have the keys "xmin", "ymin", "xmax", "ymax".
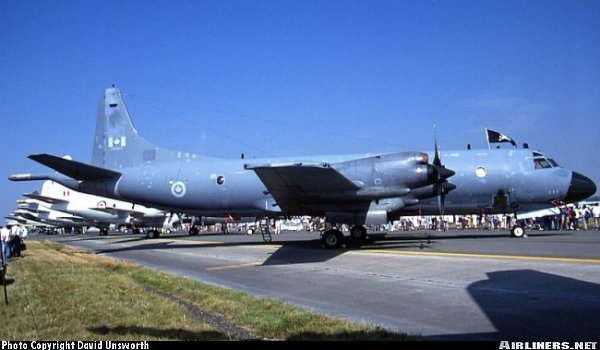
[{"xmin": 171, "ymin": 181, "xmax": 187, "ymax": 198}]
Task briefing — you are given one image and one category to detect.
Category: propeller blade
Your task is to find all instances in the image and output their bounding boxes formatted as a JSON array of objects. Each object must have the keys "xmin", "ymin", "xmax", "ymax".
[
  {"xmin": 431, "ymin": 125, "xmax": 454, "ymax": 231},
  {"xmin": 437, "ymin": 167, "xmax": 455, "ymax": 180},
  {"xmin": 443, "ymin": 182, "xmax": 457, "ymax": 192},
  {"xmin": 433, "ymin": 126, "xmax": 442, "ymax": 167}
]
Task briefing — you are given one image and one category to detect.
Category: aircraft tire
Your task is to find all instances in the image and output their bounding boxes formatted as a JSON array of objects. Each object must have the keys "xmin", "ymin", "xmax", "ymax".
[
  {"xmin": 349, "ymin": 225, "xmax": 367, "ymax": 242},
  {"xmin": 322, "ymin": 229, "xmax": 344, "ymax": 249},
  {"xmin": 189, "ymin": 227, "xmax": 199, "ymax": 236},
  {"xmin": 511, "ymin": 226, "xmax": 525, "ymax": 238}
]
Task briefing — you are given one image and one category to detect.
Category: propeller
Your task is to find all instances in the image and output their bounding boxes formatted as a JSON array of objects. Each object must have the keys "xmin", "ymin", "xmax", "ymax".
[{"xmin": 431, "ymin": 126, "xmax": 456, "ymax": 230}]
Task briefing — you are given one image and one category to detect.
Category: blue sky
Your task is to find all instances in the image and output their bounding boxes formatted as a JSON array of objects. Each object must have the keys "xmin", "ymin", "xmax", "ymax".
[{"xmin": 1, "ymin": 0, "xmax": 599, "ymax": 222}]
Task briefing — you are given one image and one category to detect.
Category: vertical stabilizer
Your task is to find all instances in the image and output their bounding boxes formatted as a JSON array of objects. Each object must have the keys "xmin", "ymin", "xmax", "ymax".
[
  {"xmin": 39, "ymin": 180, "xmax": 55, "ymax": 197},
  {"xmin": 91, "ymin": 86, "xmax": 159, "ymax": 169}
]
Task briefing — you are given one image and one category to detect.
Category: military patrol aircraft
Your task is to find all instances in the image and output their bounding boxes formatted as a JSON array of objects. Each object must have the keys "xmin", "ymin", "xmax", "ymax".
[{"xmin": 10, "ymin": 86, "xmax": 596, "ymax": 247}]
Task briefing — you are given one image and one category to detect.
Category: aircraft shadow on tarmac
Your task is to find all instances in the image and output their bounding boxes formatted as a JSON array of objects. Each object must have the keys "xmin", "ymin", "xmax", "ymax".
[{"xmin": 429, "ymin": 269, "xmax": 600, "ymax": 341}]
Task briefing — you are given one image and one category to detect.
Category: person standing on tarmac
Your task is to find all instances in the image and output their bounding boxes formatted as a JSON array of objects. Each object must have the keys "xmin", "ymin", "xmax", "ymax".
[
  {"xmin": 593, "ymin": 204, "xmax": 600, "ymax": 230},
  {"xmin": 0, "ymin": 226, "xmax": 10, "ymax": 262}
]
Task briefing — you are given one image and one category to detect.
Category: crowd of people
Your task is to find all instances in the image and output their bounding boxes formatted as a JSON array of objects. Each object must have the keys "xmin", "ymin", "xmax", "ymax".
[{"xmin": 532, "ymin": 204, "xmax": 600, "ymax": 231}]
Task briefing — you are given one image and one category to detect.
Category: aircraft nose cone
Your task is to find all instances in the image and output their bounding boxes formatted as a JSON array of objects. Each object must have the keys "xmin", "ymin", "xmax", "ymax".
[{"xmin": 564, "ymin": 171, "xmax": 597, "ymax": 203}]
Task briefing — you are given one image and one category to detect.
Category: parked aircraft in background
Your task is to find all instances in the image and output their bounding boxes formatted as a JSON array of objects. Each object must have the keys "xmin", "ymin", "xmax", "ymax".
[
  {"xmin": 5, "ymin": 210, "xmax": 58, "ymax": 230},
  {"xmin": 10, "ymin": 86, "xmax": 596, "ymax": 247},
  {"xmin": 12, "ymin": 198, "xmax": 94, "ymax": 230},
  {"xmin": 22, "ymin": 180, "xmax": 179, "ymax": 236}
]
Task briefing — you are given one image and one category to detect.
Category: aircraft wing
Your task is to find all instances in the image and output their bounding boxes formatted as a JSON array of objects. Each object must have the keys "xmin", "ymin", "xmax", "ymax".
[
  {"xmin": 23, "ymin": 191, "xmax": 69, "ymax": 205},
  {"xmin": 17, "ymin": 206, "xmax": 48, "ymax": 215},
  {"xmin": 245, "ymin": 162, "xmax": 360, "ymax": 212},
  {"xmin": 28, "ymin": 154, "xmax": 121, "ymax": 181},
  {"xmin": 5, "ymin": 215, "xmax": 27, "ymax": 224}
]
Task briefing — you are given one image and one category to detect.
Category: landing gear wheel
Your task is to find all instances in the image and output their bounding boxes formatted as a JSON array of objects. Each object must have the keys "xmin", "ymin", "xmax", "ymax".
[
  {"xmin": 511, "ymin": 226, "xmax": 525, "ymax": 238},
  {"xmin": 189, "ymin": 227, "xmax": 199, "ymax": 236},
  {"xmin": 145, "ymin": 229, "xmax": 159, "ymax": 238},
  {"xmin": 349, "ymin": 225, "xmax": 367, "ymax": 242},
  {"xmin": 321, "ymin": 229, "xmax": 344, "ymax": 249},
  {"xmin": 100, "ymin": 228, "xmax": 108, "ymax": 236}
]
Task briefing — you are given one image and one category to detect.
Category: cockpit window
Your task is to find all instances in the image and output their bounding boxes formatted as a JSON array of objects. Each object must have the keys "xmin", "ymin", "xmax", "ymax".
[
  {"xmin": 529, "ymin": 151, "xmax": 560, "ymax": 169},
  {"xmin": 534, "ymin": 158, "xmax": 552, "ymax": 169}
]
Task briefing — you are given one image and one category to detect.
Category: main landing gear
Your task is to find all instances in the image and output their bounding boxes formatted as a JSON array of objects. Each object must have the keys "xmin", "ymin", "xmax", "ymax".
[
  {"xmin": 349, "ymin": 225, "xmax": 367, "ymax": 242},
  {"xmin": 144, "ymin": 229, "xmax": 161, "ymax": 238},
  {"xmin": 321, "ymin": 229, "xmax": 345, "ymax": 249},
  {"xmin": 321, "ymin": 225, "xmax": 368, "ymax": 249}
]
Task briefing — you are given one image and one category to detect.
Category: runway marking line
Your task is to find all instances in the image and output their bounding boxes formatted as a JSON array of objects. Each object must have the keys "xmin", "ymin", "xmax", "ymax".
[
  {"xmin": 361, "ymin": 249, "xmax": 600, "ymax": 264},
  {"xmin": 206, "ymin": 261, "xmax": 264, "ymax": 271},
  {"xmin": 150, "ymin": 238, "xmax": 225, "ymax": 245}
]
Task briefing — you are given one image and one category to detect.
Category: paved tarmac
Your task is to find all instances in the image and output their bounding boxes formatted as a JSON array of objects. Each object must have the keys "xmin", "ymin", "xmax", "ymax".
[{"xmin": 42, "ymin": 229, "xmax": 600, "ymax": 340}]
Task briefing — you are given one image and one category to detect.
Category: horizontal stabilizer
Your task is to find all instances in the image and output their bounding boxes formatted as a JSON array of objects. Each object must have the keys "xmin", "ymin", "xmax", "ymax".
[
  {"xmin": 17, "ymin": 207, "xmax": 49, "ymax": 215},
  {"xmin": 23, "ymin": 191, "xmax": 69, "ymax": 205},
  {"xmin": 28, "ymin": 154, "xmax": 121, "ymax": 181}
]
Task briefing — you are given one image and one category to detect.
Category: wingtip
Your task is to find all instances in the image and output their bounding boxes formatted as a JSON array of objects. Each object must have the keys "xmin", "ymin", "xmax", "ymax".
[{"xmin": 27, "ymin": 153, "xmax": 52, "ymax": 162}]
